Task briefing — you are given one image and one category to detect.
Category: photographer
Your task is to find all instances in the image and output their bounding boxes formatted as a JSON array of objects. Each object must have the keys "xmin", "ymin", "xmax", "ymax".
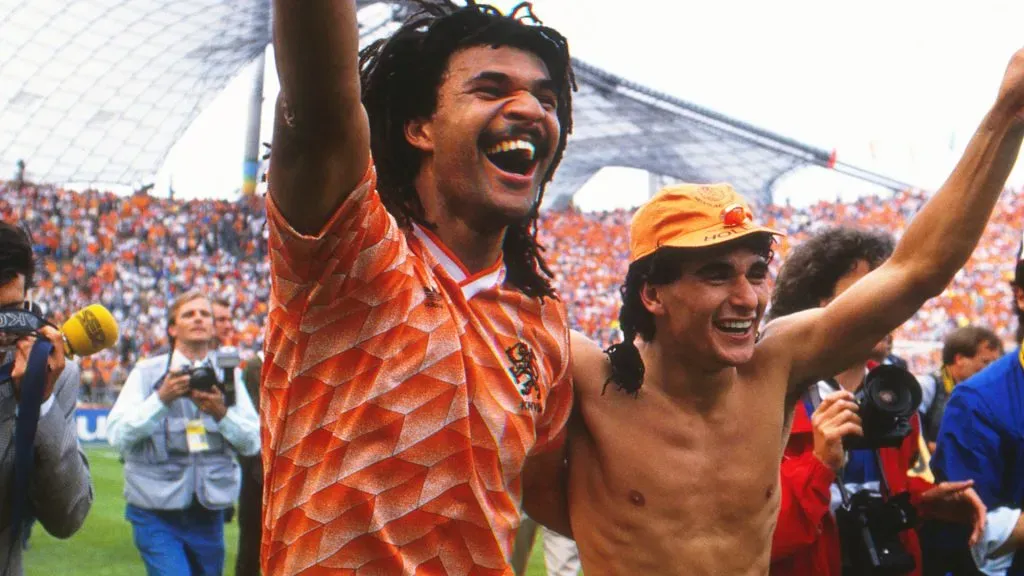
[
  {"xmin": 107, "ymin": 291, "xmax": 259, "ymax": 576},
  {"xmin": 767, "ymin": 227, "xmax": 985, "ymax": 576},
  {"xmin": 211, "ymin": 297, "xmax": 234, "ymax": 348},
  {"xmin": 0, "ymin": 221, "xmax": 92, "ymax": 575},
  {"xmin": 918, "ymin": 326, "xmax": 1002, "ymax": 453}
]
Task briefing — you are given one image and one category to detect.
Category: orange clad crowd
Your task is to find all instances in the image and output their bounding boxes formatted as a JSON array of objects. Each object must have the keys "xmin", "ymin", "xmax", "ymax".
[{"xmin": 4, "ymin": 180, "xmax": 1022, "ymax": 400}]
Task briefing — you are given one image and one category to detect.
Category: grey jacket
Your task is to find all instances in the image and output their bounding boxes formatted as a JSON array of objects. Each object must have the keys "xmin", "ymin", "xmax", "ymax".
[{"xmin": 0, "ymin": 359, "xmax": 93, "ymax": 576}]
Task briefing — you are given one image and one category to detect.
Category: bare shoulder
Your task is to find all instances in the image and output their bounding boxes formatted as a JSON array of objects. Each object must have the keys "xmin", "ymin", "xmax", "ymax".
[
  {"xmin": 756, "ymin": 308, "xmax": 823, "ymax": 362},
  {"xmin": 570, "ymin": 330, "xmax": 611, "ymax": 396},
  {"xmin": 748, "ymin": 309, "xmax": 822, "ymax": 395}
]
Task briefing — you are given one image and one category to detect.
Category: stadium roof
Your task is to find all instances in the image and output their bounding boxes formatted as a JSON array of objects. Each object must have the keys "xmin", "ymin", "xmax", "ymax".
[{"xmin": 0, "ymin": 0, "xmax": 909, "ymax": 205}]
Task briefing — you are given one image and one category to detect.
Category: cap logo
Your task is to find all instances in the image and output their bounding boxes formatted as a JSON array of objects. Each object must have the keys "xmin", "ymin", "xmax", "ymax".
[
  {"xmin": 693, "ymin": 185, "xmax": 731, "ymax": 207},
  {"xmin": 704, "ymin": 228, "xmax": 744, "ymax": 242},
  {"xmin": 722, "ymin": 204, "xmax": 752, "ymax": 227}
]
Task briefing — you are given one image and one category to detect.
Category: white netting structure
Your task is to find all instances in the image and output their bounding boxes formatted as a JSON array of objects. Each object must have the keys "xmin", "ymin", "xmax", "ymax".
[
  {"xmin": 1, "ymin": 0, "xmax": 907, "ymax": 204},
  {"xmin": 0, "ymin": 0, "xmax": 269, "ymax": 186}
]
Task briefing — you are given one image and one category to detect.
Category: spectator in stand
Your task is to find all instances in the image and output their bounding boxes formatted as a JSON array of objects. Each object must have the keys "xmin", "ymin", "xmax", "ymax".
[{"xmin": 4, "ymin": 178, "xmax": 1024, "ymax": 389}]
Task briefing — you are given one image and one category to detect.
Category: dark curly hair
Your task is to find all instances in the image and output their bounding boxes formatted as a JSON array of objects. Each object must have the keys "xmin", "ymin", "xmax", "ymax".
[
  {"xmin": 0, "ymin": 220, "xmax": 34, "ymax": 291},
  {"xmin": 605, "ymin": 233, "xmax": 776, "ymax": 396},
  {"xmin": 767, "ymin": 226, "xmax": 895, "ymax": 322},
  {"xmin": 359, "ymin": 0, "xmax": 575, "ymax": 299}
]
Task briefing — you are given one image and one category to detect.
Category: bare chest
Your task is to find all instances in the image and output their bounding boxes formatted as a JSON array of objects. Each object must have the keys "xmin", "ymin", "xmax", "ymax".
[{"xmin": 571, "ymin": 384, "xmax": 788, "ymax": 542}]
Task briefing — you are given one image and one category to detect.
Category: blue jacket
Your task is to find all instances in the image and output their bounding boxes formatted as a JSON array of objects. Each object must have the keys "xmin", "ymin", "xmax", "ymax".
[{"xmin": 932, "ymin": 349, "xmax": 1024, "ymax": 575}]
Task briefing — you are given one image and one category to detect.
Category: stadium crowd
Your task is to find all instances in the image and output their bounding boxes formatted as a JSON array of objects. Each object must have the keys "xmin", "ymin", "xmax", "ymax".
[{"xmin": 3, "ymin": 179, "xmax": 1023, "ymax": 398}]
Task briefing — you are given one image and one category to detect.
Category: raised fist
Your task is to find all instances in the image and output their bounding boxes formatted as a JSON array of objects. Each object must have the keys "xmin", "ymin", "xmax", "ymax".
[{"xmin": 996, "ymin": 48, "xmax": 1024, "ymax": 123}]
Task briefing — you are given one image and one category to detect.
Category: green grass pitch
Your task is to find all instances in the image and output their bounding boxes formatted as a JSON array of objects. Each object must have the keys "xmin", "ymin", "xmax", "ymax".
[{"xmin": 23, "ymin": 446, "xmax": 551, "ymax": 575}]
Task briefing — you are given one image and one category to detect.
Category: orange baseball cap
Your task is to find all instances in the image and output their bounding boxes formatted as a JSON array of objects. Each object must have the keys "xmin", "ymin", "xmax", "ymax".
[{"xmin": 629, "ymin": 182, "xmax": 784, "ymax": 262}]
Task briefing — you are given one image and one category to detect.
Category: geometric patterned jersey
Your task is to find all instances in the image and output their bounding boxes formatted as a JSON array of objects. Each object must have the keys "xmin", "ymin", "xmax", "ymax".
[{"xmin": 260, "ymin": 164, "xmax": 573, "ymax": 575}]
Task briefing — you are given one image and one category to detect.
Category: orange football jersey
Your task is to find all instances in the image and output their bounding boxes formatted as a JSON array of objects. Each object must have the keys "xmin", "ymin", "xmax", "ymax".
[{"xmin": 261, "ymin": 164, "xmax": 572, "ymax": 575}]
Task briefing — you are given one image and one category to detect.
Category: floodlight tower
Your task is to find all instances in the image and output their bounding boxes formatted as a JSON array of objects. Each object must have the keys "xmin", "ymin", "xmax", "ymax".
[{"xmin": 242, "ymin": 3, "xmax": 270, "ymax": 196}]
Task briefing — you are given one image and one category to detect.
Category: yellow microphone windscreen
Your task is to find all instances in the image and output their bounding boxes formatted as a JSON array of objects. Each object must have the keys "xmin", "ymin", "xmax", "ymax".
[{"xmin": 62, "ymin": 304, "xmax": 120, "ymax": 357}]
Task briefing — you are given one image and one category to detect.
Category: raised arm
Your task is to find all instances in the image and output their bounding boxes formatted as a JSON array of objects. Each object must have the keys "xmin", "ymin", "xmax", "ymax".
[
  {"xmin": 270, "ymin": 0, "xmax": 370, "ymax": 234},
  {"xmin": 764, "ymin": 49, "xmax": 1024, "ymax": 389}
]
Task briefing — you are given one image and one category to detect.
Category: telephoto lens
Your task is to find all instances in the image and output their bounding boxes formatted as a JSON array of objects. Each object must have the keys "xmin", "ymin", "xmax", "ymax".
[{"xmin": 843, "ymin": 365, "xmax": 922, "ymax": 450}]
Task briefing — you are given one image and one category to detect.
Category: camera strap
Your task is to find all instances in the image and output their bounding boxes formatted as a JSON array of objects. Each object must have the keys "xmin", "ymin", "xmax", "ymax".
[
  {"xmin": 801, "ymin": 381, "xmax": 855, "ymax": 506},
  {"xmin": 9, "ymin": 339, "xmax": 53, "ymax": 548},
  {"xmin": 806, "ymin": 381, "xmax": 826, "ymax": 411},
  {"xmin": 805, "ymin": 378, "xmax": 887, "ymax": 504},
  {"xmin": 802, "ymin": 377, "xmax": 845, "ymax": 415}
]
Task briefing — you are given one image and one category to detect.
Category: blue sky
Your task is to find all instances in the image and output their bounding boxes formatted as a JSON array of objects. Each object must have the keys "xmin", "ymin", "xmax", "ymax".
[{"xmin": 157, "ymin": 0, "xmax": 1024, "ymax": 209}]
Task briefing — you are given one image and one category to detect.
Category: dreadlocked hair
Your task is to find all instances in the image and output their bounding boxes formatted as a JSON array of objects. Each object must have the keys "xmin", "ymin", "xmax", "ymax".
[
  {"xmin": 605, "ymin": 234, "xmax": 776, "ymax": 396},
  {"xmin": 359, "ymin": 0, "xmax": 575, "ymax": 299}
]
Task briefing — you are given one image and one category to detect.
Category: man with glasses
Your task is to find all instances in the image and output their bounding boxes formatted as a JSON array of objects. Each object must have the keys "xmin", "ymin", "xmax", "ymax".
[{"xmin": 0, "ymin": 220, "xmax": 93, "ymax": 575}]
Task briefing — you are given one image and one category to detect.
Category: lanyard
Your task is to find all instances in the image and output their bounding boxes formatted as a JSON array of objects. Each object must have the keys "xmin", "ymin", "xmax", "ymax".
[
  {"xmin": 8, "ymin": 339, "xmax": 53, "ymax": 550},
  {"xmin": 941, "ymin": 365, "xmax": 956, "ymax": 396}
]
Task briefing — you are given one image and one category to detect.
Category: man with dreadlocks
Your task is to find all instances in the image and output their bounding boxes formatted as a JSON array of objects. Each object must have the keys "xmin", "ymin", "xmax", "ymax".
[
  {"xmin": 558, "ymin": 49, "xmax": 1024, "ymax": 575},
  {"xmin": 262, "ymin": 1, "xmax": 575, "ymax": 574}
]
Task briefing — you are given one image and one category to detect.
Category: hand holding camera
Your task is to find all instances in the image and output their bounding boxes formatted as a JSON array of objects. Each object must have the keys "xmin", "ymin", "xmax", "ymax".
[
  {"xmin": 811, "ymin": 390, "xmax": 863, "ymax": 472},
  {"xmin": 8, "ymin": 326, "xmax": 66, "ymax": 402},
  {"xmin": 190, "ymin": 387, "xmax": 227, "ymax": 422},
  {"xmin": 159, "ymin": 357, "xmax": 234, "ymax": 419},
  {"xmin": 157, "ymin": 371, "xmax": 192, "ymax": 405}
]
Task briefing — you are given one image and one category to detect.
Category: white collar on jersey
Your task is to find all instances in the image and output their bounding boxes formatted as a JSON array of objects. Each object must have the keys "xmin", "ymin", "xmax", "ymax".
[{"xmin": 411, "ymin": 224, "xmax": 505, "ymax": 300}]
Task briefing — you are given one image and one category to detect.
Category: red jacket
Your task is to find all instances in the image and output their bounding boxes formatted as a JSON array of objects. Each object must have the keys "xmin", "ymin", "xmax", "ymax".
[{"xmin": 770, "ymin": 401, "xmax": 934, "ymax": 576}]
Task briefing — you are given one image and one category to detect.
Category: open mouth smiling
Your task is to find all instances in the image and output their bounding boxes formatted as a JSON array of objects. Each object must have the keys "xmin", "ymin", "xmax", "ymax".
[
  {"xmin": 714, "ymin": 319, "xmax": 755, "ymax": 334},
  {"xmin": 482, "ymin": 134, "xmax": 546, "ymax": 177}
]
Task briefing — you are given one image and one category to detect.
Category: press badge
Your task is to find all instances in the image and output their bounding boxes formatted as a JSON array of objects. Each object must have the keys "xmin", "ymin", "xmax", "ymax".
[{"xmin": 185, "ymin": 419, "xmax": 210, "ymax": 452}]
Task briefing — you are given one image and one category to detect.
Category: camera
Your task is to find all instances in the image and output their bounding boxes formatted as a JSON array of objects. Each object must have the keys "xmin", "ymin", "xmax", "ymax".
[
  {"xmin": 832, "ymin": 364, "xmax": 923, "ymax": 575},
  {"xmin": 171, "ymin": 348, "xmax": 239, "ymax": 407},
  {"xmin": 843, "ymin": 365, "xmax": 922, "ymax": 450},
  {"xmin": 212, "ymin": 347, "xmax": 239, "ymax": 407},
  {"xmin": 175, "ymin": 364, "xmax": 219, "ymax": 392},
  {"xmin": 836, "ymin": 490, "xmax": 917, "ymax": 576}
]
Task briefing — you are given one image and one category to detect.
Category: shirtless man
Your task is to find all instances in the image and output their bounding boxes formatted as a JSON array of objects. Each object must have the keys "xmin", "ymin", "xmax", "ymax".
[{"xmin": 545, "ymin": 50, "xmax": 1024, "ymax": 576}]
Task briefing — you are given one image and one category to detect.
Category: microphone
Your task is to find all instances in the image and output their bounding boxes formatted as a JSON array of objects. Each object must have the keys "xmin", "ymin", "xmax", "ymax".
[
  {"xmin": 0, "ymin": 304, "xmax": 120, "ymax": 357},
  {"xmin": 61, "ymin": 304, "xmax": 120, "ymax": 357}
]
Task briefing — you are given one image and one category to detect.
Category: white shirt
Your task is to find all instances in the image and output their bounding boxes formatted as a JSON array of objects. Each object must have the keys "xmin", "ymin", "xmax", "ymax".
[{"xmin": 107, "ymin": 350, "xmax": 260, "ymax": 457}]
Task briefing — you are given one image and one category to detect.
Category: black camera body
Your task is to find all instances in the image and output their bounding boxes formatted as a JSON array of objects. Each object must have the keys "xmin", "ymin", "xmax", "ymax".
[
  {"xmin": 831, "ymin": 364, "xmax": 924, "ymax": 576},
  {"xmin": 836, "ymin": 490, "xmax": 917, "ymax": 576},
  {"xmin": 169, "ymin": 348, "xmax": 241, "ymax": 406},
  {"xmin": 843, "ymin": 365, "xmax": 922, "ymax": 450},
  {"xmin": 176, "ymin": 364, "xmax": 219, "ymax": 392}
]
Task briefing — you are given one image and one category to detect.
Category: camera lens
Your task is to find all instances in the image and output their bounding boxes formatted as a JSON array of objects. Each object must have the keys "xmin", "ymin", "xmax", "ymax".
[
  {"xmin": 878, "ymin": 389, "xmax": 896, "ymax": 405},
  {"xmin": 845, "ymin": 365, "xmax": 923, "ymax": 450},
  {"xmin": 863, "ymin": 365, "xmax": 922, "ymax": 416}
]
